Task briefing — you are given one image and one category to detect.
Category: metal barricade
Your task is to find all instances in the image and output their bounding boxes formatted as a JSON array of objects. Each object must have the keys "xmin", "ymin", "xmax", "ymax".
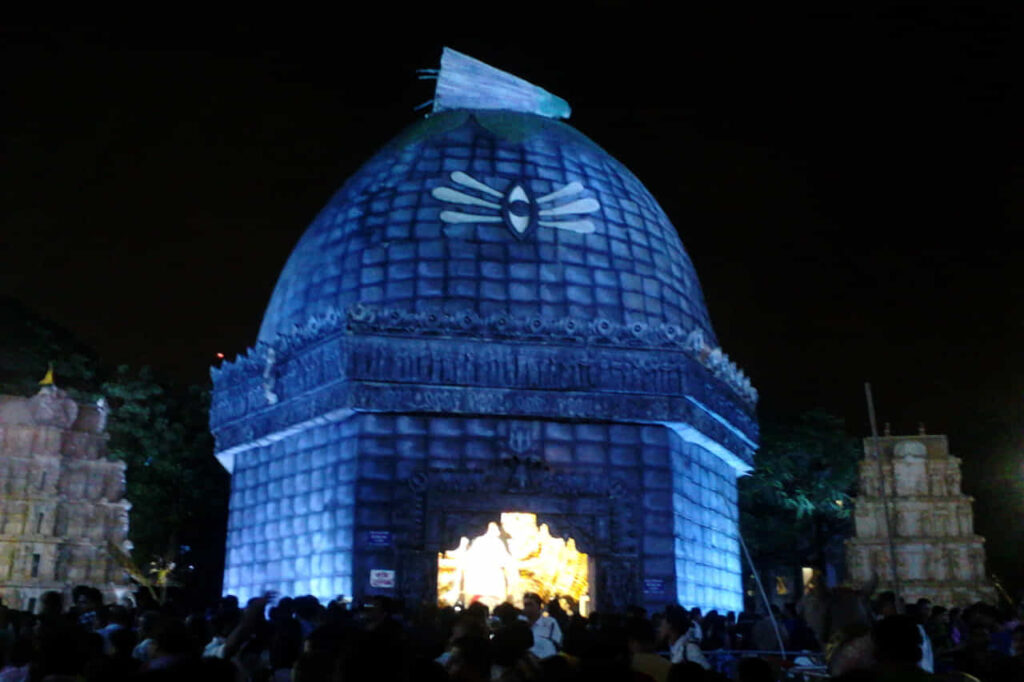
[{"xmin": 703, "ymin": 649, "xmax": 829, "ymax": 680}]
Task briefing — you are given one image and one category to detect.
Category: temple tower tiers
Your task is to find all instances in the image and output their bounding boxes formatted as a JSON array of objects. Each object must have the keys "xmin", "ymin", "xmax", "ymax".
[
  {"xmin": 211, "ymin": 49, "xmax": 758, "ymax": 614},
  {"xmin": 845, "ymin": 432, "xmax": 995, "ymax": 606},
  {"xmin": 0, "ymin": 385, "xmax": 131, "ymax": 611}
]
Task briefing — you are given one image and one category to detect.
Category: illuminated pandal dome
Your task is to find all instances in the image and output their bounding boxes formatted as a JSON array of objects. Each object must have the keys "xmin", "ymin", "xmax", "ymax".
[
  {"xmin": 258, "ymin": 51, "xmax": 719, "ymax": 349},
  {"xmin": 212, "ymin": 49, "xmax": 758, "ymax": 615}
]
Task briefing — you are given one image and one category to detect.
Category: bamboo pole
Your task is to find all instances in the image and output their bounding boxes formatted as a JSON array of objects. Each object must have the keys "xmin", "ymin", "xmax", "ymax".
[{"xmin": 864, "ymin": 382, "xmax": 902, "ymax": 611}]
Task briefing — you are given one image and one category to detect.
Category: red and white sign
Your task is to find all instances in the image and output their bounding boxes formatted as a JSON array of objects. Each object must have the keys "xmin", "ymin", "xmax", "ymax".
[{"xmin": 369, "ymin": 569, "xmax": 395, "ymax": 588}]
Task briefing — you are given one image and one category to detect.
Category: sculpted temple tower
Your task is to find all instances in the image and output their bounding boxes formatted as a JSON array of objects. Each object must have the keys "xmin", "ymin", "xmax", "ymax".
[
  {"xmin": 845, "ymin": 431, "xmax": 995, "ymax": 606},
  {"xmin": 0, "ymin": 384, "xmax": 130, "ymax": 610},
  {"xmin": 211, "ymin": 50, "xmax": 758, "ymax": 613}
]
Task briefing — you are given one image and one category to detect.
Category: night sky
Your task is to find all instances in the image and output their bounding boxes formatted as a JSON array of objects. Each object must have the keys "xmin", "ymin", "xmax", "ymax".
[{"xmin": 3, "ymin": 10, "xmax": 1023, "ymax": 584}]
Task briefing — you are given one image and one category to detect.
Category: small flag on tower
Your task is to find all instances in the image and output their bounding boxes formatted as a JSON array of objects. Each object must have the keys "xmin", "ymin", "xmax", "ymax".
[{"xmin": 39, "ymin": 363, "xmax": 55, "ymax": 386}]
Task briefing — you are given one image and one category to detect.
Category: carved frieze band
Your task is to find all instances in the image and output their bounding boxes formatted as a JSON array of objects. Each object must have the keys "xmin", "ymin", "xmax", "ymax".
[
  {"xmin": 213, "ymin": 305, "xmax": 757, "ymax": 403},
  {"xmin": 212, "ymin": 378, "xmax": 755, "ymax": 462},
  {"xmin": 212, "ymin": 329, "xmax": 756, "ymax": 446}
]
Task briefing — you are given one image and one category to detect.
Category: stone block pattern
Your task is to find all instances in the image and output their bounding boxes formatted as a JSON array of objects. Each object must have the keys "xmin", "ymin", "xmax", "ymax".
[
  {"xmin": 222, "ymin": 412, "xmax": 745, "ymax": 614},
  {"xmin": 223, "ymin": 418, "xmax": 358, "ymax": 602},
  {"xmin": 349, "ymin": 412, "xmax": 654, "ymax": 555},
  {"xmin": 669, "ymin": 436, "xmax": 742, "ymax": 613},
  {"xmin": 0, "ymin": 389, "xmax": 129, "ymax": 611},
  {"xmin": 219, "ymin": 101, "xmax": 755, "ymax": 614},
  {"xmin": 258, "ymin": 111, "xmax": 717, "ymax": 346},
  {"xmin": 846, "ymin": 434, "xmax": 996, "ymax": 606}
]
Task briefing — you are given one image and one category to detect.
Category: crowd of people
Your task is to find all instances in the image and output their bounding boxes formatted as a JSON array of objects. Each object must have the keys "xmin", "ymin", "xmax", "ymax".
[{"xmin": 0, "ymin": 585, "xmax": 1022, "ymax": 681}]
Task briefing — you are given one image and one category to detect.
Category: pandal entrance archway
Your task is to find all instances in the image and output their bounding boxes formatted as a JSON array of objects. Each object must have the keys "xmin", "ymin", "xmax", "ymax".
[{"xmin": 438, "ymin": 512, "xmax": 590, "ymax": 614}]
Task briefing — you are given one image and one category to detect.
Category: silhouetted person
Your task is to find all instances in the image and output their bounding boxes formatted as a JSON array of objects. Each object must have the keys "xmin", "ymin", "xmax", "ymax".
[
  {"xmin": 667, "ymin": 660, "xmax": 707, "ymax": 682},
  {"xmin": 871, "ymin": 615, "xmax": 932, "ymax": 681},
  {"xmin": 627, "ymin": 617, "xmax": 670, "ymax": 682},
  {"xmin": 445, "ymin": 635, "xmax": 490, "ymax": 682},
  {"xmin": 659, "ymin": 605, "xmax": 709, "ymax": 669},
  {"xmin": 737, "ymin": 656, "xmax": 775, "ymax": 682},
  {"xmin": 950, "ymin": 619, "xmax": 1008, "ymax": 681}
]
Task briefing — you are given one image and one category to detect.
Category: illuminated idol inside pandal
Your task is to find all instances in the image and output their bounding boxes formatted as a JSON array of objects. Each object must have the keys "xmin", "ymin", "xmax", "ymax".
[{"xmin": 210, "ymin": 49, "xmax": 758, "ymax": 615}]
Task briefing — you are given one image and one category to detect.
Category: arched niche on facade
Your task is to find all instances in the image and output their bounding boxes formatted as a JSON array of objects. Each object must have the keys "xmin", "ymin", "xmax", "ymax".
[
  {"xmin": 437, "ymin": 511, "xmax": 591, "ymax": 610},
  {"xmin": 395, "ymin": 464, "xmax": 640, "ymax": 612}
]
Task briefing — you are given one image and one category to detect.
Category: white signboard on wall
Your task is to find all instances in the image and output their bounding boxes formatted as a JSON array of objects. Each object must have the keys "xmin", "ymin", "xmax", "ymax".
[{"xmin": 369, "ymin": 569, "xmax": 395, "ymax": 588}]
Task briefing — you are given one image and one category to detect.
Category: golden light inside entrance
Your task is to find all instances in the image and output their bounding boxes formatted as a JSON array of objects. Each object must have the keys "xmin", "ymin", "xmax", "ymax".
[{"xmin": 438, "ymin": 512, "xmax": 588, "ymax": 611}]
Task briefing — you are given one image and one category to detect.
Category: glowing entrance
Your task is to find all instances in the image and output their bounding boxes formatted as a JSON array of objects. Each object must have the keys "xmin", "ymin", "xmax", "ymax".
[{"xmin": 438, "ymin": 512, "xmax": 589, "ymax": 612}]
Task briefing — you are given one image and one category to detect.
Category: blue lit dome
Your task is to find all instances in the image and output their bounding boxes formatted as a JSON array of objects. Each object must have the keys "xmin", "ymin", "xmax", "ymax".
[
  {"xmin": 215, "ymin": 51, "xmax": 756, "ymax": 615},
  {"xmin": 258, "ymin": 110, "xmax": 718, "ymax": 346}
]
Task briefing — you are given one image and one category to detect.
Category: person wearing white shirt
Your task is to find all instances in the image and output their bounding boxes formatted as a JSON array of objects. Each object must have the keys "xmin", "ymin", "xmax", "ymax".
[
  {"xmin": 522, "ymin": 592, "xmax": 562, "ymax": 659},
  {"xmin": 659, "ymin": 605, "xmax": 709, "ymax": 670}
]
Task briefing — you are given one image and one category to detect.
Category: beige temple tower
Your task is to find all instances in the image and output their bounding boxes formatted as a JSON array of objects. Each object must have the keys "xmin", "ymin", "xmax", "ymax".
[
  {"xmin": 845, "ymin": 431, "xmax": 996, "ymax": 606},
  {"xmin": 0, "ymin": 384, "xmax": 130, "ymax": 611}
]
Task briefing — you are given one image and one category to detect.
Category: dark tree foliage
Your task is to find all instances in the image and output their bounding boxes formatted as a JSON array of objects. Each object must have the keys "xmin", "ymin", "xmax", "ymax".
[
  {"xmin": 739, "ymin": 410, "xmax": 862, "ymax": 569},
  {"xmin": 0, "ymin": 298, "xmax": 229, "ymax": 603},
  {"xmin": 102, "ymin": 366, "xmax": 229, "ymax": 601},
  {"xmin": 0, "ymin": 296, "xmax": 100, "ymax": 395}
]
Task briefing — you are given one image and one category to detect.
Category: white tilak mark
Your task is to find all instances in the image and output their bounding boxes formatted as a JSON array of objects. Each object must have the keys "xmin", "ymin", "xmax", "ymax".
[
  {"xmin": 431, "ymin": 186, "xmax": 502, "ymax": 209},
  {"xmin": 536, "ymin": 182, "xmax": 584, "ymax": 204},
  {"xmin": 450, "ymin": 171, "xmax": 503, "ymax": 197},
  {"xmin": 537, "ymin": 197, "xmax": 600, "ymax": 216},
  {"xmin": 439, "ymin": 210, "xmax": 503, "ymax": 224},
  {"xmin": 435, "ymin": 174, "xmax": 601, "ymax": 235},
  {"xmin": 538, "ymin": 219, "xmax": 596, "ymax": 234}
]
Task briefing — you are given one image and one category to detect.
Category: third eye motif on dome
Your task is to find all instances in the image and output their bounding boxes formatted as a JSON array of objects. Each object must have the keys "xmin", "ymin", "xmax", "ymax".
[{"xmin": 432, "ymin": 171, "xmax": 600, "ymax": 239}]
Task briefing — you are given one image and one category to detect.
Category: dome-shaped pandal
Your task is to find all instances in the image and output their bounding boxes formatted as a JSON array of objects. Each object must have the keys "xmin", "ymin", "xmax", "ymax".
[
  {"xmin": 258, "ymin": 108, "xmax": 717, "ymax": 346},
  {"xmin": 215, "ymin": 51, "xmax": 756, "ymax": 615}
]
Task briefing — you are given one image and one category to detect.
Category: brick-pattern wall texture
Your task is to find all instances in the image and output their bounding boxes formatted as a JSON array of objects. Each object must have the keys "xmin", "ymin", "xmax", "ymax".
[
  {"xmin": 220, "ymin": 103, "xmax": 753, "ymax": 613},
  {"xmin": 671, "ymin": 438, "xmax": 742, "ymax": 612},
  {"xmin": 223, "ymin": 413, "xmax": 743, "ymax": 613},
  {"xmin": 225, "ymin": 419, "xmax": 357, "ymax": 600},
  {"xmin": 258, "ymin": 112, "xmax": 717, "ymax": 345},
  {"xmin": 0, "ymin": 389, "xmax": 130, "ymax": 611}
]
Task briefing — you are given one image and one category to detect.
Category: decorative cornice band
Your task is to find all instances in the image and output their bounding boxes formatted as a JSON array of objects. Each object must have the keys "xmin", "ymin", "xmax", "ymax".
[
  {"xmin": 210, "ymin": 306, "xmax": 759, "ymax": 463},
  {"xmin": 213, "ymin": 305, "xmax": 757, "ymax": 404},
  {"xmin": 211, "ymin": 379, "xmax": 755, "ymax": 465}
]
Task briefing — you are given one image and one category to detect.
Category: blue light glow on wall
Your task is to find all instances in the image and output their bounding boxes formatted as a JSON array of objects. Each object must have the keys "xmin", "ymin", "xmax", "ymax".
[
  {"xmin": 671, "ymin": 437, "xmax": 743, "ymax": 613},
  {"xmin": 223, "ymin": 419, "xmax": 356, "ymax": 603},
  {"xmin": 256, "ymin": 110, "xmax": 721, "ymax": 349},
  {"xmin": 213, "ymin": 51, "xmax": 757, "ymax": 613}
]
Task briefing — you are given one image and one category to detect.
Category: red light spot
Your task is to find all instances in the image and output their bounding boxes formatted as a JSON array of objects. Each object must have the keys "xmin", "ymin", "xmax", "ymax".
[{"xmin": 216, "ymin": 352, "xmax": 225, "ymax": 359}]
